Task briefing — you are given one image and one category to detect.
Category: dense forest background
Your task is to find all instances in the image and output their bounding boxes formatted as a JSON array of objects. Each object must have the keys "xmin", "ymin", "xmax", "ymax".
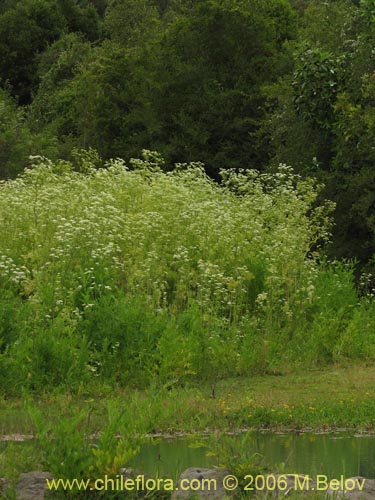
[{"xmin": 1, "ymin": 0, "xmax": 375, "ymax": 273}]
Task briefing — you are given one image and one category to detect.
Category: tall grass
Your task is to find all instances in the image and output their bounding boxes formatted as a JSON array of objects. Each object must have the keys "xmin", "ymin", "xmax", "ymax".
[{"xmin": 0, "ymin": 150, "xmax": 370, "ymax": 393}]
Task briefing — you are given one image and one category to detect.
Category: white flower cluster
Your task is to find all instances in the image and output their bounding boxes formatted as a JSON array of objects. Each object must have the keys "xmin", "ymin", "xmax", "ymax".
[{"xmin": 0, "ymin": 152, "xmax": 334, "ymax": 322}]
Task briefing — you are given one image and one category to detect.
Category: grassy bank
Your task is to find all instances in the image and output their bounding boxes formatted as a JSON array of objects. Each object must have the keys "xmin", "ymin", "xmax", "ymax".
[{"xmin": 2, "ymin": 366, "xmax": 375, "ymax": 481}]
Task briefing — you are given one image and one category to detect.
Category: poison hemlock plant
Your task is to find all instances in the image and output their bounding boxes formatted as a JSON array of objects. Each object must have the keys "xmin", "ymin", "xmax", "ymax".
[{"xmin": 0, "ymin": 150, "xmax": 370, "ymax": 395}]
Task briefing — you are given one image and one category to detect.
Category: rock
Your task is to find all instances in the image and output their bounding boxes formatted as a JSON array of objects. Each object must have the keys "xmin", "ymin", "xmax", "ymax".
[
  {"xmin": 118, "ymin": 468, "xmax": 155, "ymax": 497},
  {"xmin": 1, "ymin": 478, "xmax": 11, "ymax": 497},
  {"xmin": 257, "ymin": 474, "xmax": 315, "ymax": 498},
  {"xmin": 15, "ymin": 472, "xmax": 54, "ymax": 500},
  {"xmin": 172, "ymin": 467, "xmax": 236, "ymax": 499},
  {"xmin": 326, "ymin": 477, "xmax": 375, "ymax": 499}
]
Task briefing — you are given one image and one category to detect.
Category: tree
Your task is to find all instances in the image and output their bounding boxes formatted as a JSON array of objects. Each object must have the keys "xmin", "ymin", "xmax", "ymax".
[
  {"xmin": 0, "ymin": 0, "xmax": 66, "ymax": 103},
  {"xmin": 30, "ymin": 38, "xmax": 149, "ymax": 160},
  {"xmin": 264, "ymin": 0, "xmax": 375, "ymax": 266},
  {"xmin": 57, "ymin": 0, "xmax": 102, "ymax": 41},
  {"xmin": 104, "ymin": 0, "xmax": 159, "ymax": 48},
  {"xmin": 0, "ymin": 89, "xmax": 57, "ymax": 178},
  {"xmin": 31, "ymin": 0, "xmax": 296, "ymax": 174},
  {"xmin": 29, "ymin": 33, "xmax": 94, "ymax": 159},
  {"xmin": 139, "ymin": 0, "xmax": 297, "ymax": 176}
]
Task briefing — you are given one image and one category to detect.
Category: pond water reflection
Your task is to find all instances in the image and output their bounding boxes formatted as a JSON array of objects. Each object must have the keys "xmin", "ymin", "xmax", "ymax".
[{"xmin": 132, "ymin": 432, "xmax": 375, "ymax": 479}]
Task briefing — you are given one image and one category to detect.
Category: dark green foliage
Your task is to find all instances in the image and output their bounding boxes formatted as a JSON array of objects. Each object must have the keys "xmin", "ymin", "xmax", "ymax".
[
  {"xmin": 265, "ymin": 0, "xmax": 375, "ymax": 267},
  {"xmin": 292, "ymin": 46, "xmax": 343, "ymax": 130},
  {"xmin": 57, "ymin": 0, "xmax": 102, "ymax": 41},
  {"xmin": 0, "ymin": 0, "xmax": 66, "ymax": 103},
  {"xmin": 142, "ymin": 0, "xmax": 297, "ymax": 175},
  {"xmin": 0, "ymin": 88, "xmax": 57, "ymax": 177},
  {"xmin": 0, "ymin": 0, "xmax": 102, "ymax": 104},
  {"xmin": 29, "ymin": 33, "xmax": 94, "ymax": 157},
  {"xmin": 104, "ymin": 0, "xmax": 160, "ymax": 47},
  {"xmin": 24, "ymin": 0, "xmax": 297, "ymax": 172},
  {"xmin": 89, "ymin": 0, "xmax": 110, "ymax": 16}
]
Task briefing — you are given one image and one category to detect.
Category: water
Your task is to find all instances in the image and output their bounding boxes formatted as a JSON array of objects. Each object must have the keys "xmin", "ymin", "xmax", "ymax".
[
  {"xmin": 2, "ymin": 431, "xmax": 375, "ymax": 480},
  {"xmin": 131, "ymin": 432, "xmax": 375, "ymax": 479}
]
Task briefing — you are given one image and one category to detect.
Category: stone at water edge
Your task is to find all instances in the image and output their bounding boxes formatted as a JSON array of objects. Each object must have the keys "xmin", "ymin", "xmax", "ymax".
[
  {"xmin": 1, "ymin": 478, "xmax": 11, "ymax": 497},
  {"xmin": 172, "ymin": 468, "xmax": 236, "ymax": 499},
  {"xmin": 118, "ymin": 467, "xmax": 154, "ymax": 497},
  {"xmin": 326, "ymin": 477, "xmax": 375, "ymax": 500},
  {"xmin": 257, "ymin": 474, "xmax": 316, "ymax": 498},
  {"xmin": 15, "ymin": 472, "xmax": 54, "ymax": 500}
]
